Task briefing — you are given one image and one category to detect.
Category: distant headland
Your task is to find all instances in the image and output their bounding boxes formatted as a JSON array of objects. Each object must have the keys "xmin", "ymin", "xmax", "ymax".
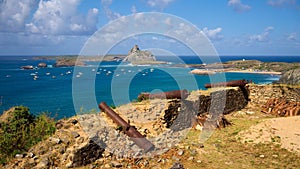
[{"xmin": 32, "ymin": 45, "xmax": 166, "ymax": 67}]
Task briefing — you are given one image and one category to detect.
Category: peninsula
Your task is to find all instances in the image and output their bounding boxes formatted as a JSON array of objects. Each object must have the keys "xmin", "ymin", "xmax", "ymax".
[{"xmin": 188, "ymin": 59, "xmax": 300, "ymax": 75}]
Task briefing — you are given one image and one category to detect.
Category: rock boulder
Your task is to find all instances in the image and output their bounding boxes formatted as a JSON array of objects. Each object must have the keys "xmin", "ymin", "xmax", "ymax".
[{"xmin": 37, "ymin": 62, "xmax": 47, "ymax": 68}]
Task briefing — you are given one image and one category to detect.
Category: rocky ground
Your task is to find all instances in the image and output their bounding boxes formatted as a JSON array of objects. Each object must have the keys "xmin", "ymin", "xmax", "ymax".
[{"xmin": 2, "ymin": 84, "xmax": 300, "ymax": 169}]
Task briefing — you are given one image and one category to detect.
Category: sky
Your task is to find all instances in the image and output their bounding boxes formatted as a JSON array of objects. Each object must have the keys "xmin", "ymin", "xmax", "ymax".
[{"xmin": 0, "ymin": 0, "xmax": 300, "ymax": 56}]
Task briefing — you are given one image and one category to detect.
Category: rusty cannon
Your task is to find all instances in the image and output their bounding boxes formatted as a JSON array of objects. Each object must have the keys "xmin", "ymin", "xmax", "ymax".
[
  {"xmin": 204, "ymin": 79, "xmax": 250, "ymax": 88},
  {"xmin": 137, "ymin": 89, "xmax": 189, "ymax": 101},
  {"xmin": 98, "ymin": 102, "xmax": 155, "ymax": 152}
]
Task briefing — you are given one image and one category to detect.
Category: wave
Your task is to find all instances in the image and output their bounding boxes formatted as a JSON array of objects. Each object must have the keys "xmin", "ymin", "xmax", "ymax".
[{"xmin": 265, "ymin": 77, "xmax": 280, "ymax": 81}]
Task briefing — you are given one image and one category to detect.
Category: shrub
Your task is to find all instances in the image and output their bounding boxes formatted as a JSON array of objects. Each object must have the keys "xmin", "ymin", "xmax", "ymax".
[
  {"xmin": 110, "ymin": 104, "xmax": 116, "ymax": 109},
  {"xmin": 0, "ymin": 106, "xmax": 56, "ymax": 164}
]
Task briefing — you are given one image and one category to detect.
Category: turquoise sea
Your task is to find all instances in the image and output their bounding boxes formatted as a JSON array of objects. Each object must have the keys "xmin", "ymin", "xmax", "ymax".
[{"xmin": 0, "ymin": 55, "xmax": 299, "ymax": 119}]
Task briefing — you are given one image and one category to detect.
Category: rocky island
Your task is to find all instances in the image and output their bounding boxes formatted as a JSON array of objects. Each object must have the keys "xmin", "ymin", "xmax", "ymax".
[
  {"xmin": 124, "ymin": 45, "xmax": 166, "ymax": 65},
  {"xmin": 53, "ymin": 58, "xmax": 85, "ymax": 67}
]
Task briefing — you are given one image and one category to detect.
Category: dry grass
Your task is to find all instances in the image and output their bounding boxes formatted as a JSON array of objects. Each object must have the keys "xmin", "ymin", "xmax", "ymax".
[
  {"xmin": 57, "ymin": 110, "xmax": 300, "ymax": 169},
  {"xmin": 137, "ymin": 113, "xmax": 300, "ymax": 169}
]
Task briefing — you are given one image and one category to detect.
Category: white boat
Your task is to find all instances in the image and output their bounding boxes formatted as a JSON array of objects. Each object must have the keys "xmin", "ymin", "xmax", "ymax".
[{"xmin": 46, "ymin": 72, "xmax": 50, "ymax": 75}]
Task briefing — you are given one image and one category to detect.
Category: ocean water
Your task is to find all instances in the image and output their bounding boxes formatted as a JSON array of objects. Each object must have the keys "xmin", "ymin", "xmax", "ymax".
[{"xmin": 0, "ymin": 55, "xmax": 298, "ymax": 119}]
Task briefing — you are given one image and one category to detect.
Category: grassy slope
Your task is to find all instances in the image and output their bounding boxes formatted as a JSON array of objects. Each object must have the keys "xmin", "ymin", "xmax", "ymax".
[
  {"xmin": 75, "ymin": 111, "xmax": 299, "ymax": 169},
  {"xmin": 152, "ymin": 115, "xmax": 300, "ymax": 169}
]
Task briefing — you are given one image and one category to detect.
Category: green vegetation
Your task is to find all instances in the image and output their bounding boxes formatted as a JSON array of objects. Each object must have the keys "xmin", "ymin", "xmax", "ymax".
[
  {"xmin": 137, "ymin": 93, "xmax": 148, "ymax": 102},
  {"xmin": 110, "ymin": 104, "xmax": 116, "ymax": 109},
  {"xmin": 187, "ymin": 60, "xmax": 300, "ymax": 73},
  {"xmin": 0, "ymin": 106, "xmax": 56, "ymax": 164}
]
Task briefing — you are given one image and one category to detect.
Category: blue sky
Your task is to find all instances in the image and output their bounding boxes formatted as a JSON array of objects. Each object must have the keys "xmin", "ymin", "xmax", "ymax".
[{"xmin": 0, "ymin": 0, "xmax": 299, "ymax": 56}]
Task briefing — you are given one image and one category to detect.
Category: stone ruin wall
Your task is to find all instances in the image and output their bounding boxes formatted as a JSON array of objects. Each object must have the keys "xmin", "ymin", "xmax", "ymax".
[{"xmin": 248, "ymin": 84, "xmax": 300, "ymax": 106}]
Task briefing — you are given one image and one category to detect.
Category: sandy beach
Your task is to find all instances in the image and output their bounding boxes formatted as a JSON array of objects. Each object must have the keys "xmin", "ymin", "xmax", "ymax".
[
  {"xmin": 190, "ymin": 68, "xmax": 282, "ymax": 75},
  {"xmin": 224, "ymin": 69, "xmax": 282, "ymax": 75}
]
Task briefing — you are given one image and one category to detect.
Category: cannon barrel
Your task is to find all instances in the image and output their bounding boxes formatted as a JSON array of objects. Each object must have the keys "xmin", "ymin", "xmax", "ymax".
[
  {"xmin": 99, "ymin": 102, "xmax": 155, "ymax": 152},
  {"xmin": 205, "ymin": 79, "xmax": 248, "ymax": 88},
  {"xmin": 138, "ymin": 89, "xmax": 189, "ymax": 101}
]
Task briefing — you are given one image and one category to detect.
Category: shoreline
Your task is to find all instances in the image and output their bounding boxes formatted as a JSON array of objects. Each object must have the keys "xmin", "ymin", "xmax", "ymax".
[
  {"xmin": 224, "ymin": 69, "xmax": 282, "ymax": 75},
  {"xmin": 190, "ymin": 68, "xmax": 282, "ymax": 75}
]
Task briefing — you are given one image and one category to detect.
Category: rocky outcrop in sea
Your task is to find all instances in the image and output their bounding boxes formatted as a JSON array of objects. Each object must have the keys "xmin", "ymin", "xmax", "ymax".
[{"xmin": 124, "ymin": 45, "xmax": 158, "ymax": 64}]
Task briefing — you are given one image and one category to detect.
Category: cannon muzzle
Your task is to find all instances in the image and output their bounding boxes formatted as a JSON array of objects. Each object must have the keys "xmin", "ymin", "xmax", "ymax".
[
  {"xmin": 205, "ymin": 79, "xmax": 249, "ymax": 88},
  {"xmin": 99, "ymin": 102, "xmax": 155, "ymax": 152},
  {"xmin": 138, "ymin": 89, "xmax": 189, "ymax": 101}
]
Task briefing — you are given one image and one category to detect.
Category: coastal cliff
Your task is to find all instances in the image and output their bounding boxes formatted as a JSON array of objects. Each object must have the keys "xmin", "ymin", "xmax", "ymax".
[{"xmin": 277, "ymin": 68, "xmax": 300, "ymax": 85}]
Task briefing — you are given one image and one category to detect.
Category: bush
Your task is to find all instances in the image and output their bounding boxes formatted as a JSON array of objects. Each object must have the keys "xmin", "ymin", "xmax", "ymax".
[{"xmin": 0, "ymin": 106, "xmax": 56, "ymax": 163}]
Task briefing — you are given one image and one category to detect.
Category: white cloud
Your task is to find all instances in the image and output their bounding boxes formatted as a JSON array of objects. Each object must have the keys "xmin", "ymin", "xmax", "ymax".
[
  {"xmin": 152, "ymin": 36, "xmax": 158, "ymax": 40},
  {"xmin": 228, "ymin": 0, "xmax": 251, "ymax": 13},
  {"xmin": 287, "ymin": 32, "xmax": 297, "ymax": 41},
  {"xmin": 146, "ymin": 0, "xmax": 175, "ymax": 10},
  {"xmin": 268, "ymin": 0, "xmax": 296, "ymax": 7},
  {"xmin": 0, "ymin": 0, "xmax": 38, "ymax": 32},
  {"xmin": 249, "ymin": 26, "xmax": 274, "ymax": 42},
  {"xmin": 265, "ymin": 26, "xmax": 274, "ymax": 32},
  {"xmin": 26, "ymin": 0, "xmax": 99, "ymax": 35},
  {"xmin": 165, "ymin": 17, "xmax": 172, "ymax": 26},
  {"xmin": 131, "ymin": 5, "xmax": 137, "ymax": 14},
  {"xmin": 101, "ymin": 0, "xmax": 122, "ymax": 20},
  {"xmin": 201, "ymin": 27, "xmax": 223, "ymax": 40}
]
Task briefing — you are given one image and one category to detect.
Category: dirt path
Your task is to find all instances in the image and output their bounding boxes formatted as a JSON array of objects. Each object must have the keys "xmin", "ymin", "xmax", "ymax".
[{"xmin": 238, "ymin": 116, "xmax": 300, "ymax": 153}]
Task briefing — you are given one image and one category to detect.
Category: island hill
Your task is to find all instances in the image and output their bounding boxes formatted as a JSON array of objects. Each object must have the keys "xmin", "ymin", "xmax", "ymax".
[
  {"xmin": 32, "ymin": 45, "xmax": 165, "ymax": 67},
  {"xmin": 124, "ymin": 44, "xmax": 165, "ymax": 65},
  {"xmin": 186, "ymin": 59, "xmax": 300, "ymax": 76}
]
